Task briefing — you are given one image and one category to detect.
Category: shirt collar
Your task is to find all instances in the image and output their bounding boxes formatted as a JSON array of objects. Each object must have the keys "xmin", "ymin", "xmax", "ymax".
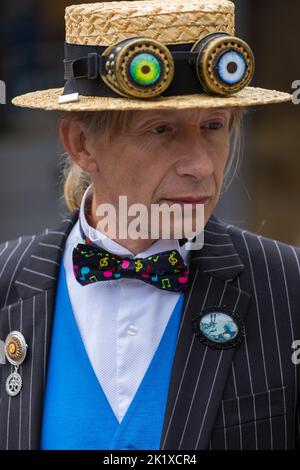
[{"xmin": 79, "ymin": 183, "xmax": 191, "ymax": 265}]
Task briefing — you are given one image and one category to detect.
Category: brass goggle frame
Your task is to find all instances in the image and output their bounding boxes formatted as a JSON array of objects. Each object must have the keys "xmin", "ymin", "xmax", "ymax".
[{"xmin": 101, "ymin": 32, "xmax": 255, "ymax": 99}]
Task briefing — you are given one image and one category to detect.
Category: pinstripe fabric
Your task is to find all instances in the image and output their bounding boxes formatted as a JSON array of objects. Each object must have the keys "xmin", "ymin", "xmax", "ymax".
[
  {"xmin": 0, "ymin": 215, "xmax": 76, "ymax": 450},
  {"xmin": 0, "ymin": 210, "xmax": 300, "ymax": 449}
]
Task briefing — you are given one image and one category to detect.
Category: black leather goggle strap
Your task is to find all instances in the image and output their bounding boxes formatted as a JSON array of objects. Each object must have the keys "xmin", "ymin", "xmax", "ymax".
[{"xmin": 63, "ymin": 42, "xmax": 203, "ymax": 98}]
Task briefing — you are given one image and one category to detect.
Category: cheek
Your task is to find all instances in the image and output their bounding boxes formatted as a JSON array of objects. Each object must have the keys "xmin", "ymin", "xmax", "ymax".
[
  {"xmin": 207, "ymin": 140, "xmax": 230, "ymax": 198},
  {"xmin": 211, "ymin": 136, "xmax": 230, "ymax": 173},
  {"xmin": 123, "ymin": 140, "xmax": 168, "ymax": 179},
  {"xmin": 219, "ymin": 149, "xmax": 230, "ymax": 174},
  {"xmin": 111, "ymin": 147, "xmax": 164, "ymax": 198},
  {"xmin": 98, "ymin": 142, "xmax": 139, "ymax": 181}
]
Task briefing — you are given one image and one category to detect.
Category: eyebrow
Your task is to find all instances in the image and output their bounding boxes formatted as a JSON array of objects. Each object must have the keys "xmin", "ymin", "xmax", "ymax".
[
  {"xmin": 133, "ymin": 108, "xmax": 231, "ymax": 125},
  {"xmin": 133, "ymin": 111, "xmax": 174, "ymax": 120},
  {"xmin": 135, "ymin": 107, "xmax": 230, "ymax": 119}
]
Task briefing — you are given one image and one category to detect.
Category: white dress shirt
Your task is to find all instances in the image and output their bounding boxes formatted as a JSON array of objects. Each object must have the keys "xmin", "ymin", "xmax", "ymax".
[{"xmin": 63, "ymin": 184, "xmax": 191, "ymax": 423}]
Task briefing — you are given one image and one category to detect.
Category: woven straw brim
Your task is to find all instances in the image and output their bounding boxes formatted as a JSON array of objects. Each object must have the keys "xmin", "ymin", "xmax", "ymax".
[{"xmin": 12, "ymin": 86, "xmax": 291, "ymax": 112}]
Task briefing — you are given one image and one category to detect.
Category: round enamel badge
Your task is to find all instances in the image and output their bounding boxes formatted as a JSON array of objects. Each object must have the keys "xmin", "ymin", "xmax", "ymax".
[
  {"xmin": 193, "ymin": 308, "xmax": 244, "ymax": 350},
  {"xmin": 5, "ymin": 331, "xmax": 28, "ymax": 366},
  {"xmin": 4, "ymin": 331, "xmax": 28, "ymax": 397}
]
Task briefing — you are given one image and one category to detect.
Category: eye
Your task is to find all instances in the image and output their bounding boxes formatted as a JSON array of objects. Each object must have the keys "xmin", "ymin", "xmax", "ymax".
[
  {"xmin": 203, "ymin": 121, "xmax": 223, "ymax": 131},
  {"xmin": 149, "ymin": 124, "xmax": 170, "ymax": 134},
  {"xmin": 129, "ymin": 53, "xmax": 162, "ymax": 86},
  {"xmin": 216, "ymin": 50, "xmax": 247, "ymax": 85}
]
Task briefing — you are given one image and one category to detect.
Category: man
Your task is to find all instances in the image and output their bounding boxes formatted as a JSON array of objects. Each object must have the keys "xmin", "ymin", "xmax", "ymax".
[{"xmin": 1, "ymin": 0, "xmax": 299, "ymax": 450}]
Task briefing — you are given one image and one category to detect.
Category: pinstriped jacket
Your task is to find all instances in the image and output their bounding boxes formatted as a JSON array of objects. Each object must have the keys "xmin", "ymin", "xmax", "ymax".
[{"xmin": 0, "ymin": 208, "xmax": 300, "ymax": 450}]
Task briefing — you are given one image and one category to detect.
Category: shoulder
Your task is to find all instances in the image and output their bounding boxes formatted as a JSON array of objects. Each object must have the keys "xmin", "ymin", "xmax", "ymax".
[
  {"xmin": 0, "ymin": 233, "xmax": 39, "ymax": 270},
  {"xmin": 213, "ymin": 215, "xmax": 300, "ymax": 294},
  {"xmin": 0, "ymin": 233, "xmax": 38, "ymax": 308},
  {"xmin": 0, "ymin": 210, "xmax": 78, "ymax": 308},
  {"xmin": 223, "ymin": 218, "xmax": 300, "ymax": 266}
]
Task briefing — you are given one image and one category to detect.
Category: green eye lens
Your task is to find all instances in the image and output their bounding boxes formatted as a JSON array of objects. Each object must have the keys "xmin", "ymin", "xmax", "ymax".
[
  {"xmin": 129, "ymin": 53, "xmax": 161, "ymax": 86},
  {"xmin": 102, "ymin": 37, "xmax": 174, "ymax": 98}
]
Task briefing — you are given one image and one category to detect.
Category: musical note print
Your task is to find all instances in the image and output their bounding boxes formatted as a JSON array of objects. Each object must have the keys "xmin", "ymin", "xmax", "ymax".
[
  {"xmin": 135, "ymin": 260, "xmax": 143, "ymax": 272},
  {"xmin": 79, "ymin": 266, "xmax": 90, "ymax": 281},
  {"xmin": 99, "ymin": 256, "xmax": 109, "ymax": 267},
  {"xmin": 103, "ymin": 270, "xmax": 113, "ymax": 278},
  {"xmin": 168, "ymin": 252, "xmax": 178, "ymax": 266},
  {"xmin": 73, "ymin": 235, "xmax": 189, "ymax": 292},
  {"xmin": 79, "ymin": 249, "xmax": 94, "ymax": 257},
  {"xmin": 178, "ymin": 271, "xmax": 189, "ymax": 284},
  {"xmin": 161, "ymin": 278, "xmax": 171, "ymax": 289}
]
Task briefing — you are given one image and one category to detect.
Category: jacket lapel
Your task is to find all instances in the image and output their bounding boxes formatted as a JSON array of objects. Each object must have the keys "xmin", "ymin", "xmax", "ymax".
[
  {"xmin": 0, "ymin": 209, "xmax": 79, "ymax": 450},
  {"xmin": 160, "ymin": 215, "xmax": 252, "ymax": 450}
]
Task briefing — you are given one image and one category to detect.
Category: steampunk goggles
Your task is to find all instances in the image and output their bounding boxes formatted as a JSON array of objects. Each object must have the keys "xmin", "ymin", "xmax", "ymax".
[{"xmin": 63, "ymin": 32, "xmax": 255, "ymax": 99}]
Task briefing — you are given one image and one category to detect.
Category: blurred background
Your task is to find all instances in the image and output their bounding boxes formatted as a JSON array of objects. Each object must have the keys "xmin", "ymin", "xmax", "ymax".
[{"xmin": 0, "ymin": 0, "xmax": 299, "ymax": 244}]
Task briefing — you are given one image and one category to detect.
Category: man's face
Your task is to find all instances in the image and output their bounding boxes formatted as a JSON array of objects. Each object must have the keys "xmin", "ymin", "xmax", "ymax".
[{"xmin": 89, "ymin": 107, "xmax": 232, "ymax": 237}]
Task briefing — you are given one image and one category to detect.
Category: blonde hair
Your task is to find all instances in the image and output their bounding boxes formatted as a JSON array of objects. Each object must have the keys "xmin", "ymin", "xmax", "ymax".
[{"xmin": 58, "ymin": 107, "xmax": 245, "ymax": 213}]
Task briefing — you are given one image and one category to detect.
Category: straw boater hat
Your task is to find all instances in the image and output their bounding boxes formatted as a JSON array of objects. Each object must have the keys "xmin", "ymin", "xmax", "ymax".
[{"xmin": 12, "ymin": 0, "xmax": 291, "ymax": 111}]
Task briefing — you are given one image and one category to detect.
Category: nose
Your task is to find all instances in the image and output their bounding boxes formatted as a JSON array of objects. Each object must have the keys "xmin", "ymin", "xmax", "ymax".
[{"xmin": 174, "ymin": 133, "xmax": 214, "ymax": 180}]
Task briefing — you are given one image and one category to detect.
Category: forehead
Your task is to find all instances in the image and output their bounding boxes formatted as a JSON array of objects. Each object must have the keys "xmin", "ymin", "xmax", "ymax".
[{"xmin": 130, "ymin": 107, "xmax": 232, "ymax": 122}]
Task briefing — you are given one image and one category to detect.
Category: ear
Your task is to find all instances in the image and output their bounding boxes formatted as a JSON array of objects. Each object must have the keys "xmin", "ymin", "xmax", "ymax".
[{"xmin": 59, "ymin": 118, "xmax": 99, "ymax": 173}]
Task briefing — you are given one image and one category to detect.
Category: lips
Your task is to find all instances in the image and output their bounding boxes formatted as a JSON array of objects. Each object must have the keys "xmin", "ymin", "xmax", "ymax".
[{"xmin": 161, "ymin": 196, "xmax": 211, "ymax": 204}]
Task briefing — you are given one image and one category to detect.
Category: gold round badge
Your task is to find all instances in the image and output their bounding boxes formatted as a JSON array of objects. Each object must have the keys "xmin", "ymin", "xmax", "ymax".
[
  {"xmin": 8, "ymin": 342, "xmax": 17, "ymax": 355},
  {"xmin": 5, "ymin": 331, "xmax": 28, "ymax": 366}
]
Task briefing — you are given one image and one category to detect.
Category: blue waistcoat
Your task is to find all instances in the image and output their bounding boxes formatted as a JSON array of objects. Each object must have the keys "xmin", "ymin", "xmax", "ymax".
[{"xmin": 40, "ymin": 261, "xmax": 184, "ymax": 450}]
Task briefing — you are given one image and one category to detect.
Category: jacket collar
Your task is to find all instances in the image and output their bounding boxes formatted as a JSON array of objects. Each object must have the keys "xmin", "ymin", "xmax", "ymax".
[
  {"xmin": 189, "ymin": 214, "xmax": 244, "ymax": 281},
  {"xmin": 13, "ymin": 209, "xmax": 244, "ymax": 300},
  {"xmin": 13, "ymin": 210, "xmax": 80, "ymax": 300}
]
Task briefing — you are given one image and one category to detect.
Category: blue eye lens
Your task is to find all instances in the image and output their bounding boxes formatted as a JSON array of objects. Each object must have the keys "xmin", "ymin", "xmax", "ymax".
[{"xmin": 216, "ymin": 50, "xmax": 247, "ymax": 85}]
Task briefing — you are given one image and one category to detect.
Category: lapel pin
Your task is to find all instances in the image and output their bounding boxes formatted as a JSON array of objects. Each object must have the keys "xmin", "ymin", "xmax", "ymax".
[
  {"xmin": 4, "ymin": 331, "xmax": 28, "ymax": 397},
  {"xmin": 193, "ymin": 307, "xmax": 245, "ymax": 350}
]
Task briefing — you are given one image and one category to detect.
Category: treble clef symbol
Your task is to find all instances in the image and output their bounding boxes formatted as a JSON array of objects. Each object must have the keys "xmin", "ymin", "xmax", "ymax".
[
  {"xmin": 135, "ymin": 260, "xmax": 143, "ymax": 272},
  {"xmin": 99, "ymin": 256, "xmax": 109, "ymax": 267},
  {"xmin": 168, "ymin": 253, "xmax": 178, "ymax": 266}
]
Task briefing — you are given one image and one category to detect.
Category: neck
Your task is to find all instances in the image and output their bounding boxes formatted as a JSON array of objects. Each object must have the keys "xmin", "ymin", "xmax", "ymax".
[{"xmin": 86, "ymin": 193, "xmax": 159, "ymax": 255}]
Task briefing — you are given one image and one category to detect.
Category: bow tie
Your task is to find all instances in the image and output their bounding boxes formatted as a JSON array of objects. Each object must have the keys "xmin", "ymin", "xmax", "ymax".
[{"xmin": 72, "ymin": 228, "xmax": 189, "ymax": 293}]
